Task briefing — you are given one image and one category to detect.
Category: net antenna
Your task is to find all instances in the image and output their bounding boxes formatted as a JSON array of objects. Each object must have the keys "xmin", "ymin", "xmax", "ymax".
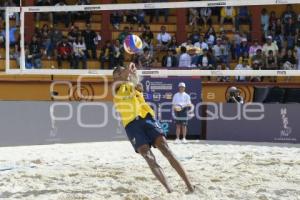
[{"xmin": 4, "ymin": 0, "xmax": 300, "ymax": 76}]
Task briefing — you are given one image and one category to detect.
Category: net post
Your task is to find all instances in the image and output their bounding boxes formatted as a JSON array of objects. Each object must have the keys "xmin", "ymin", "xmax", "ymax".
[{"xmin": 5, "ymin": 8, "xmax": 10, "ymax": 72}]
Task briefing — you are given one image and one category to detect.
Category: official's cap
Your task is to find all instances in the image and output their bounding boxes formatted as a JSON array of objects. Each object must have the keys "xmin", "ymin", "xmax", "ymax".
[{"xmin": 178, "ymin": 82, "xmax": 186, "ymax": 87}]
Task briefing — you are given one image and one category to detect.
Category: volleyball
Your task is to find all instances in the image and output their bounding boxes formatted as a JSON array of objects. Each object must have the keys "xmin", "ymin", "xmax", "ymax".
[{"xmin": 123, "ymin": 34, "xmax": 143, "ymax": 54}]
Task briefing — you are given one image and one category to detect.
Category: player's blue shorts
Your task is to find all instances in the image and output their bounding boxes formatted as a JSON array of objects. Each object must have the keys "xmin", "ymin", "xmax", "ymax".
[{"xmin": 125, "ymin": 114, "xmax": 165, "ymax": 153}]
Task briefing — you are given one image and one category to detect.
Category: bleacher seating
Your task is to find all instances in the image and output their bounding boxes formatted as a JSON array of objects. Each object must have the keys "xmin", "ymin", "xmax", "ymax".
[{"xmin": 0, "ymin": 2, "xmax": 300, "ymax": 84}]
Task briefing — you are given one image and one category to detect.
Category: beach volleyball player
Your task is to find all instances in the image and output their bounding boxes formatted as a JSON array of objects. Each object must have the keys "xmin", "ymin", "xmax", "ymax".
[{"xmin": 112, "ymin": 63, "xmax": 195, "ymax": 193}]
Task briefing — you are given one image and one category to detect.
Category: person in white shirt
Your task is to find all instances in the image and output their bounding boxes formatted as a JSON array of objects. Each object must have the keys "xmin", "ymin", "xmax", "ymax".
[
  {"xmin": 262, "ymin": 36, "xmax": 279, "ymax": 57},
  {"xmin": 235, "ymin": 59, "xmax": 252, "ymax": 81},
  {"xmin": 157, "ymin": 26, "xmax": 171, "ymax": 50},
  {"xmin": 194, "ymin": 35, "xmax": 209, "ymax": 50},
  {"xmin": 172, "ymin": 82, "xmax": 193, "ymax": 144},
  {"xmin": 73, "ymin": 36, "xmax": 87, "ymax": 69},
  {"xmin": 178, "ymin": 46, "xmax": 192, "ymax": 68}
]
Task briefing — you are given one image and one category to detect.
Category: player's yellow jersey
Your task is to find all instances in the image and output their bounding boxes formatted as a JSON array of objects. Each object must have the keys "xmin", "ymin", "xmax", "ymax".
[{"xmin": 113, "ymin": 82, "xmax": 155, "ymax": 127}]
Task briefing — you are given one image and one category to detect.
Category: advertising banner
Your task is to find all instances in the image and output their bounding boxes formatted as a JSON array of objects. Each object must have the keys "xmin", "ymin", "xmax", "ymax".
[
  {"xmin": 0, "ymin": 101, "xmax": 127, "ymax": 147},
  {"xmin": 207, "ymin": 103, "xmax": 300, "ymax": 143},
  {"xmin": 141, "ymin": 77, "xmax": 202, "ymax": 136}
]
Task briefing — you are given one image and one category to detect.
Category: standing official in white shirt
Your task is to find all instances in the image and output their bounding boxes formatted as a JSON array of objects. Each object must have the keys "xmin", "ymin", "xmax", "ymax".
[{"xmin": 172, "ymin": 82, "xmax": 193, "ymax": 144}]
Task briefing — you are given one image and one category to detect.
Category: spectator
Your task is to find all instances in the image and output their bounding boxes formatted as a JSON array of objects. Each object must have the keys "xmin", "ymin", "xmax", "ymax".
[
  {"xmin": 212, "ymin": 38, "xmax": 225, "ymax": 62},
  {"xmin": 12, "ymin": 44, "xmax": 20, "ymax": 67},
  {"xmin": 194, "ymin": 35, "xmax": 208, "ymax": 50},
  {"xmin": 49, "ymin": 24, "xmax": 63, "ymax": 56},
  {"xmin": 281, "ymin": 49, "xmax": 296, "ymax": 69},
  {"xmin": 197, "ymin": 48, "xmax": 214, "ymax": 70},
  {"xmin": 56, "ymin": 37, "xmax": 73, "ymax": 69},
  {"xmin": 262, "ymin": 36, "xmax": 279, "ymax": 56},
  {"xmin": 236, "ymin": 38, "xmax": 249, "ymax": 59},
  {"xmin": 113, "ymin": 39, "xmax": 124, "ymax": 67},
  {"xmin": 73, "ymin": 36, "xmax": 87, "ymax": 69},
  {"xmin": 204, "ymin": 26, "xmax": 216, "ymax": 47},
  {"xmin": 283, "ymin": 17, "xmax": 296, "ymax": 49},
  {"xmin": 137, "ymin": 10, "xmax": 146, "ymax": 29},
  {"xmin": 178, "ymin": 46, "xmax": 191, "ymax": 68},
  {"xmin": 1, "ymin": 26, "xmax": 19, "ymax": 47},
  {"xmin": 251, "ymin": 49, "xmax": 265, "ymax": 69},
  {"xmin": 54, "ymin": 0, "xmax": 71, "ymax": 28},
  {"xmin": 72, "ymin": 0, "xmax": 91, "ymax": 24},
  {"xmin": 125, "ymin": 10, "xmax": 138, "ymax": 26},
  {"xmin": 190, "ymin": 49, "xmax": 199, "ymax": 68},
  {"xmin": 40, "ymin": 24, "xmax": 52, "ymax": 59},
  {"xmin": 0, "ymin": 27, "xmax": 5, "ymax": 50},
  {"xmin": 189, "ymin": 8, "xmax": 199, "ymax": 27},
  {"xmin": 35, "ymin": 0, "xmax": 53, "ymax": 28},
  {"xmin": 269, "ymin": 11, "xmax": 277, "ymax": 33},
  {"xmin": 3, "ymin": 0, "xmax": 20, "ymax": 26},
  {"xmin": 157, "ymin": 26, "xmax": 171, "ymax": 51},
  {"xmin": 151, "ymin": 0, "xmax": 169, "ymax": 23},
  {"xmin": 265, "ymin": 50, "xmax": 278, "ymax": 70},
  {"xmin": 271, "ymin": 18, "xmax": 283, "ymax": 37},
  {"xmin": 25, "ymin": 44, "xmax": 33, "ymax": 69},
  {"xmin": 141, "ymin": 26, "xmax": 154, "ymax": 49},
  {"xmin": 261, "ymin": 8, "xmax": 270, "ymax": 37},
  {"xmin": 236, "ymin": 6, "xmax": 251, "ymax": 31},
  {"xmin": 216, "ymin": 60, "xmax": 230, "ymax": 82},
  {"xmin": 295, "ymin": 38, "xmax": 300, "ymax": 70},
  {"xmin": 249, "ymin": 39, "xmax": 263, "ymax": 57},
  {"xmin": 28, "ymin": 35, "xmax": 42, "ymax": 69},
  {"xmin": 281, "ymin": 5, "xmax": 296, "ymax": 25},
  {"xmin": 222, "ymin": 37, "xmax": 231, "ymax": 68},
  {"xmin": 100, "ymin": 40, "xmax": 115, "ymax": 69},
  {"xmin": 111, "ymin": 11, "xmax": 122, "ymax": 30},
  {"xmin": 162, "ymin": 49, "xmax": 177, "ymax": 67},
  {"xmin": 82, "ymin": 23, "xmax": 98, "ymax": 59},
  {"xmin": 138, "ymin": 47, "xmax": 154, "ymax": 69},
  {"xmin": 181, "ymin": 39, "xmax": 194, "ymax": 50},
  {"xmin": 168, "ymin": 36, "xmax": 178, "ymax": 51},
  {"xmin": 235, "ymin": 58, "xmax": 252, "ymax": 82},
  {"xmin": 68, "ymin": 26, "xmax": 80, "ymax": 43},
  {"xmin": 220, "ymin": 6, "xmax": 236, "ymax": 27},
  {"xmin": 189, "ymin": 30, "xmax": 201, "ymax": 45},
  {"xmin": 118, "ymin": 26, "xmax": 130, "ymax": 44},
  {"xmin": 296, "ymin": 14, "xmax": 300, "ymax": 39},
  {"xmin": 199, "ymin": 7, "xmax": 212, "ymax": 27}
]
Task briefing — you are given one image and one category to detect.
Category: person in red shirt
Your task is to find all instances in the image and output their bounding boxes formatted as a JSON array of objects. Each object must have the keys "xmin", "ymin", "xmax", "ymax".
[{"xmin": 56, "ymin": 37, "xmax": 74, "ymax": 69}]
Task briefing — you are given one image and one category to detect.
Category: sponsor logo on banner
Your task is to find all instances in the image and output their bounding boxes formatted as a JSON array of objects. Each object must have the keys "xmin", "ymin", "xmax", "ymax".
[
  {"xmin": 275, "ymin": 108, "xmax": 297, "ymax": 142},
  {"xmin": 144, "ymin": 3, "xmax": 155, "ymax": 9},
  {"xmin": 145, "ymin": 80, "xmax": 151, "ymax": 92},
  {"xmin": 277, "ymin": 70, "xmax": 287, "ymax": 75},
  {"xmin": 141, "ymin": 70, "xmax": 160, "ymax": 75},
  {"xmin": 211, "ymin": 70, "xmax": 223, "ymax": 76},
  {"xmin": 225, "ymin": 86, "xmax": 252, "ymax": 102},
  {"xmin": 275, "ymin": 0, "xmax": 289, "ymax": 4},
  {"xmin": 153, "ymin": 93, "xmax": 161, "ymax": 102},
  {"xmin": 207, "ymin": 1, "xmax": 226, "ymax": 7},
  {"xmin": 84, "ymin": 6, "xmax": 101, "ymax": 11},
  {"xmin": 28, "ymin": 8, "xmax": 40, "ymax": 12}
]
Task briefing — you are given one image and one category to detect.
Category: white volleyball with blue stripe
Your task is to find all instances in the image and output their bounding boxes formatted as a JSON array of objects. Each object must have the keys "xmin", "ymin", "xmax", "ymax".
[{"xmin": 123, "ymin": 34, "xmax": 143, "ymax": 54}]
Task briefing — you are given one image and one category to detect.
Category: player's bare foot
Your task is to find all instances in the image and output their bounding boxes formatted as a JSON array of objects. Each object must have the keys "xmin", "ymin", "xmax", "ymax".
[
  {"xmin": 167, "ymin": 188, "xmax": 173, "ymax": 193},
  {"xmin": 186, "ymin": 185, "xmax": 195, "ymax": 194}
]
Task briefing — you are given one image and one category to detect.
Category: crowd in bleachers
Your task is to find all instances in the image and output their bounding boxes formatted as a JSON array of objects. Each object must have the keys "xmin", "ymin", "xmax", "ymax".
[{"xmin": 0, "ymin": 1, "xmax": 300, "ymax": 81}]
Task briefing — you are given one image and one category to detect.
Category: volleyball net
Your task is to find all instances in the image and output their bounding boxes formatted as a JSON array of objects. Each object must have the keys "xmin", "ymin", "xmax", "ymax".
[{"xmin": 3, "ymin": 0, "xmax": 300, "ymax": 76}]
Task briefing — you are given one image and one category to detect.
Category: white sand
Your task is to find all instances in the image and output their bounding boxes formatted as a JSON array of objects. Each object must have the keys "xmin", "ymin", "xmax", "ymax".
[{"xmin": 0, "ymin": 141, "xmax": 300, "ymax": 200}]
